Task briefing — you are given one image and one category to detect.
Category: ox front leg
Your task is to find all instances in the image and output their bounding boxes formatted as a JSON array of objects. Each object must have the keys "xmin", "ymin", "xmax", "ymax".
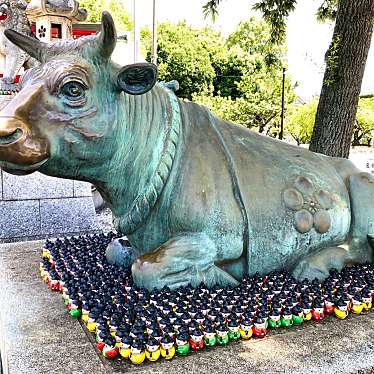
[{"xmin": 131, "ymin": 233, "xmax": 239, "ymax": 290}]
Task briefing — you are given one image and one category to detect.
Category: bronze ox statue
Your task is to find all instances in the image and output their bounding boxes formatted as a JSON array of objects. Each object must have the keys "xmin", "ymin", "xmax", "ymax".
[{"xmin": 0, "ymin": 12, "xmax": 373, "ymax": 290}]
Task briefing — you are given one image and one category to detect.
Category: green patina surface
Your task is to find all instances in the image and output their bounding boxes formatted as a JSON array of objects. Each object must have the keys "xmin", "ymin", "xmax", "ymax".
[{"xmin": 0, "ymin": 12, "xmax": 373, "ymax": 290}]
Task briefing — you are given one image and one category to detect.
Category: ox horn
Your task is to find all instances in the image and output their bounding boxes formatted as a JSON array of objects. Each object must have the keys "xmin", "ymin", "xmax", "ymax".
[
  {"xmin": 97, "ymin": 11, "xmax": 117, "ymax": 60},
  {"xmin": 4, "ymin": 30, "xmax": 46, "ymax": 62}
]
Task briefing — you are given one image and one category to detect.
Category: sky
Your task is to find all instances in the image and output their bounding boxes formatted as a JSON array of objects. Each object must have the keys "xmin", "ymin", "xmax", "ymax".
[{"xmin": 132, "ymin": 0, "xmax": 374, "ymax": 101}]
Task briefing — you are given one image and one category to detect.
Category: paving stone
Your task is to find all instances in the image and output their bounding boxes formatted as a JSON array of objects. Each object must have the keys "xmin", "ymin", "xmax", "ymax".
[
  {"xmin": 0, "ymin": 241, "xmax": 374, "ymax": 374},
  {"xmin": 0, "ymin": 242, "xmax": 107, "ymax": 374},
  {"xmin": 0, "ymin": 200, "xmax": 40, "ymax": 239},
  {"xmin": 0, "ymin": 169, "xmax": 3, "ymax": 200},
  {"xmin": 2, "ymin": 171, "xmax": 74, "ymax": 200},
  {"xmin": 40, "ymin": 197, "xmax": 98, "ymax": 235},
  {"xmin": 73, "ymin": 180, "xmax": 92, "ymax": 197}
]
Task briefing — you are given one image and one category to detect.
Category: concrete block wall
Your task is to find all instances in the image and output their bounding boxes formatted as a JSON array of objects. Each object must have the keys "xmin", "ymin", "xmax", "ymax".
[{"xmin": 0, "ymin": 169, "xmax": 99, "ymax": 242}]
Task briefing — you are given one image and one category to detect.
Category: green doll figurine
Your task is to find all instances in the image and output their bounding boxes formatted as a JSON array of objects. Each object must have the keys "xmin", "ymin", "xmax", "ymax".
[
  {"xmin": 227, "ymin": 319, "xmax": 241, "ymax": 342},
  {"xmin": 268, "ymin": 310, "xmax": 282, "ymax": 328},
  {"xmin": 175, "ymin": 333, "xmax": 190, "ymax": 356},
  {"xmin": 281, "ymin": 307, "xmax": 294, "ymax": 328},
  {"xmin": 291, "ymin": 305, "xmax": 304, "ymax": 326},
  {"xmin": 216, "ymin": 324, "xmax": 230, "ymax": 346},
  {"xmin": 203, "ymin": 325, "xmax": 217, "ymax": 347}
]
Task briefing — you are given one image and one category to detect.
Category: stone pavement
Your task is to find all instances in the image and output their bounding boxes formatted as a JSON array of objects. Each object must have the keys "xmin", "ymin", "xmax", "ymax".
[{"xmin": 0, "ymin": 240, "xmax": 374, "ymax": 374}]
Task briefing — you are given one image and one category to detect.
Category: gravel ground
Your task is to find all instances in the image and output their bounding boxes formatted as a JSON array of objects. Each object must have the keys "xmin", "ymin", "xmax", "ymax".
[{"xmin": 96, "ymin": 207, "xmax": 114, "ymax": 233}]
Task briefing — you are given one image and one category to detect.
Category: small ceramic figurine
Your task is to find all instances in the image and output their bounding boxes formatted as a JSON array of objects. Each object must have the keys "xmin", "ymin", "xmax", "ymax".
[
  {"xmin": 87, "ymin": 310, "xmax": 99, "ymax": 333},
  {"xmin": 96, "ymin": 330, "xmax": 109, "ymax": 352},
  {"xmin": 130, "ymin": 339, "xmax": 146, "ymax": 365},
  {"xmin": 351, "ymin": 293, "xmax": 364, "ymax": 315},
  {"xmin": 216, "ymin": 324, "xmax": 230, "ymax": 346},
  {"xmin": 239, "ymin": 319, "xmax": 253, "ymax": 339},
  {"xmin": 145, "ymin": 337, "xmax": 161, "ymax": 362},
  {"xmin": 175, "ymin": 333, "xmax": 190, "ymax": 356},
  {"xmin": 102, "ymin": 336, "xmax": 119, "ymax": 359},
  {"xmin": 301, "ymin": 303, "xmax": 312, "ymax": 322},
  {"xmin": 160, "ymin": 335, "xmax": 175, "ymax": 360},
  {"xmin": 268, "ymin": 310, "xmax": 282, "ymax": 328},
  {"xmin": 334, "ymin": 298, "xmax": 349, "ymax": 320},
  {"xmin": 227, "ymin": 320, "xmax": 241, "ymax": 341},
  {"xmin": 311, "ymin": 299, "xmax": 325, "ymax": 321},
  {"xmin": 203, "ymin": 325, "xmax": 217, "ymax": 347},
  {"xmin": 281, "ymin": 308, "xmax": 293, "ymax": 328},
  {"xmin": 362, "ymin": 291, "xmax": 373, "ymax": 311},
  {"xmin": 252, "ymin": 317, "xmax": 267, "ymax": 338},
  {"xmin": 119, "ymin": 336, "xmax": 132, "ymax": 359},
  {"xmin": 190, "ymin": 329, "xmax": 204, "ymax": 351},
  {"xmin": 323, "ymin": 296, "xmax": 335, "ymax": 315},
  {"xmin": 68, "ymin": 299, "xmax": 82, "ymax": 319},
  {"xmin": 291, "ymin": 305, "xmax": 304, "ymax": 326}
]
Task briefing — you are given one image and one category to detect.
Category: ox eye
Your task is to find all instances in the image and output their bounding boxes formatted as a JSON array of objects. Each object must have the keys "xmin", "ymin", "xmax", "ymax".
[{"xmin": 60, "ymin": 81, "xmax": 86, "ymax": 101}]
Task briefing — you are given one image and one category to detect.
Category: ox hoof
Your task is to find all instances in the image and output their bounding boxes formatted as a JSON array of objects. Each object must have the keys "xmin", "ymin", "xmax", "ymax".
[
  {"xmin": 292, "ymin": 246, "xmax": 348, "ymax": 281},
  {"xmin": 132, "ymin": 258, "xmax": 239, "ymax": 291}
]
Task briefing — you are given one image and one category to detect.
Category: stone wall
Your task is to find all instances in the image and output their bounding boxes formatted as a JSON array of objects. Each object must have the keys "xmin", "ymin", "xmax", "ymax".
[{"xmin": 0, "ymin": 169, "xmax": 99, "ymax": 242}]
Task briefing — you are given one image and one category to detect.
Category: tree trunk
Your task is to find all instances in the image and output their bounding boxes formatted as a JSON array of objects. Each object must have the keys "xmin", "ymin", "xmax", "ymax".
[{"xmin": 309, "ymin": 0, "xmax": 374, "ymax": 158}]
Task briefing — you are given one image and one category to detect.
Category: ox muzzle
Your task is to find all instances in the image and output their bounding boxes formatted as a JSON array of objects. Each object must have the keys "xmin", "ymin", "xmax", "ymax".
[{"xmin": 0, "ymin": 86, "xmax": 49, "ymax": 174}]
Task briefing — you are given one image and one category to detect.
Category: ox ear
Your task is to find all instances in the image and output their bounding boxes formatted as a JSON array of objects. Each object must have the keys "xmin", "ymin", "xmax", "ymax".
[{"xmin": 117, "ymin": 63, "xmax": 157, "ymax": 95}]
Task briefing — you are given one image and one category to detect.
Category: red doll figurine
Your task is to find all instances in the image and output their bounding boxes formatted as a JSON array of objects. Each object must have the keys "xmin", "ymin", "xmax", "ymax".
[
  {"xmin": 252, "ymin": 317, "xmax": 267, "ymax": 338},
  {"xmin": 190, "ymin": 329, "xmax": 204, "ymax": 351}
]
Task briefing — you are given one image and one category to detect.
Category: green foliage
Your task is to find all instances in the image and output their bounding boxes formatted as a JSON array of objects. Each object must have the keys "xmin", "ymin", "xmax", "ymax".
[
  {"xmin": 142, "ymin": 22, "xmax": 224, "ymax": 99},
  {"xmin": 316, "ymin": 0, "xmax": 338, "ymax": 21},
  {"xmin": 252, "ymin": 0, "xmax": 297, "ymax": 43},
  {"xmin": 354, "ymin": 98, "xmax": 374, "ymax": 146},
  {"xmin": 143, "ymin": 18, "xmax": 295, "ymax": 135},
  {"xmin": 203, "ymin": 0, "xmax": 338, "ymax": 43},
  {"xmin": 194, "ymin": 19, "xmax": 295, "ymax": 135},
  {"xmin": 202, "ymin": 0, "xmax": 222, "ymax": 21},
  {"xmin": 324, "ymin": 34, "xmax": 342, "ymax": 87},
  {"xmin": 286, "ymin": 99, "xmax": 318, "ymax": 145},
  {"xmin": 79, "ymin": 0, "xmax": 132, "ymax": 32},
  {"xmin": 286, "ymin": 98, "xmax": 374, "ymax": 146}
]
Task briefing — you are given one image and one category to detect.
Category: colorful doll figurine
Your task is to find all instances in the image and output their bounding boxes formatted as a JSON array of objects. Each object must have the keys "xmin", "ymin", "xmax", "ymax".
[
  {"xmin": 119, "ymin": 336, "xmax": 132, "ymax": 359},
  {"xmin": 362, "ymin": 290, "xmax": 373, "ymax": 311},
  {"xmin": 190, "ymin": 329, "xmax": 204, "ymax": 351},
  {"xmin": 160, "ymin": 335, "xmax": 175, "ymax": 360},
  {"xmin": 311, "ymin": 299, "xmax": 325, "ymax": 321},
  {"xmin": 216, "ymin": 324, "xmax": 230, "ymax": 346},
  {"xmin": 252, "ymin": 317, "xmax": 267, "ymax": 338},
  {"xmin": 239, "ymin": 319, "xmax": 253, "ymax": 339},
  {"xmin": 87, "ymin": 310, "xmax": 99, "ymax": 333},
  {"xmin": 268, "ymin": 310, "xmax": 282, "ymax": 328},
  {"xmin": 301, "ymin": 303, "xmax": 312, "ymax": 321},
  {"xmin": 96, "ymin": 330, "xmax": 109, "ymax": 352},
  {"xmin": 324, "ymin": 296, "xmax": 335, "ymax": 315},
  {"xmin": 334, "ymin": 298, "xmax": 349, "ymax": 320},
  {"xmin": 291, "ymin": 305, "xmax": 304, "ymax": 326},
  {"xmin": 145, "ymin": 337, "xmax": 161, "ymax": 362},
  {"xmin": 130, "ymin": 339, "xmax": 146, "ymax": 365},
  {"xmin": 48, "ymin": 270, "xmax": 60, "ymax": 292},
  {"xmin": 102, "ymin": 336, "xmax": 119, "ymax": 359},
  {"xmin": 175, "ymin": 333, "xmax": 190, "ymax": 356},
  {"xmin": 69, "ymin": 299, "xmax": 82, "ymax": 319},
  {"xmin": 227, "ymin": 320, "xmax": 241, "ymax": 342},
  {"xmin": 203, "ymin": 325, "xmax": 217, "ymax": 347},
  {"xmin": 351, "ymin": 293, "xmax": 364, "ymax": 315},
  {"xmin": 281, "ymin": 308, "xmax": 293, "ymax": 328}
]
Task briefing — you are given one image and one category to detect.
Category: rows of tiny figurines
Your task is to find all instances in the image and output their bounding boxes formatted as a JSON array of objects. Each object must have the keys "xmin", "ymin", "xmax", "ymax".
[{"xmin": 40, "ymin": 233, "xmax": 374, "ymax": 364}]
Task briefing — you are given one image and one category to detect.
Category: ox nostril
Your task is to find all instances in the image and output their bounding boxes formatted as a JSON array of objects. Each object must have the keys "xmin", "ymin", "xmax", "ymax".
[{"xmin": 0, "ymin": 128, "xmax": 23, "ymax": 145}]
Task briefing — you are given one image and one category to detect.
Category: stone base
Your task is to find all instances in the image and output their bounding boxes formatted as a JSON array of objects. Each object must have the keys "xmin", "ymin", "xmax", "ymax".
[{"xmin": 1, "ymin": 241, "xmax": 374, "ymax": 374}]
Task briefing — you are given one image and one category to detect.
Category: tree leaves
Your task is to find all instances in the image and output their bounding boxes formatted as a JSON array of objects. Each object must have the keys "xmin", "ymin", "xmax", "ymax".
[{"xmin": 79, "ymin": 0, "xmax": 132, "ymax": 32}]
